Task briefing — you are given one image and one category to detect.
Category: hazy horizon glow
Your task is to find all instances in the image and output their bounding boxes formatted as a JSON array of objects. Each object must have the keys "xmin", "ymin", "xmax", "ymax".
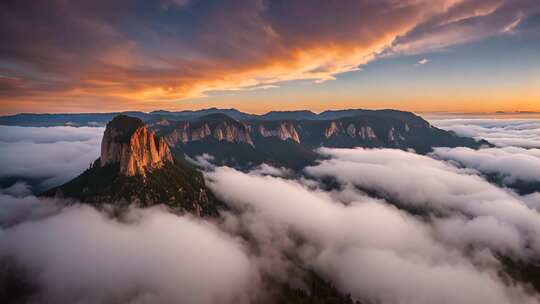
[{"xmin": 1, "ymin": 0, "xmax": 539, "ymax": 115}]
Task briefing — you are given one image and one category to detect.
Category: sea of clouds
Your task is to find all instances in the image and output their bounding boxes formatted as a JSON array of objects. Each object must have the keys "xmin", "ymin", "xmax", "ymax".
[
  {"xmin": 1, "ymin": 119, "xmax": 540, "ymax": 303},
  {"xmin": 431, "ymin": 118, "xmax": 540, "ymax": 148},
  {"xmin": 0, "ymin": 126, "xmax": 103, "ymax": 192}
]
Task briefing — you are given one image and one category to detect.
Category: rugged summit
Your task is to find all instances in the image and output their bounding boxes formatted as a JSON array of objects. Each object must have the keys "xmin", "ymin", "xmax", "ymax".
[
  {"xmin": 45, "ymin": 115, "xmax": 220, "ymax": 216},
  {"xmin": 101, "ymin": 115, "xmax": 173, "ymax": 176}
]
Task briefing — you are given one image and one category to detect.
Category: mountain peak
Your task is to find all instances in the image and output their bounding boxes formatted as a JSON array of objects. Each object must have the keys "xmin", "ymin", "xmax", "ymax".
[
  {"xmin": 196, "ymin": 113, "xmax": 238, "ymax": 122},
  {"xmin": 260, "ymin": 110, "xmax": 318, "ymax": 120},
  {"xmin": 45, "ymin": 114, "xmax": 220, "ymax": 215},
  {"xmin": 105, "ymin": 115, "xmax": 145, "ymax": 142},
  {"xmin": 101, "ymin": 115, "xmax": 172, "ymax": 176}
]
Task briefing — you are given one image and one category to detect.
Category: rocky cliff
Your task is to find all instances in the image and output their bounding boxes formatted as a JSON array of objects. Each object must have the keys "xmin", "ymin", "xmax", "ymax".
[
  {"xmin": 101, "ymin": 115, "xmax": 173, "ymax": 177},
  {"xmin": 45, "ymin": 114, "xmax": 220, "ymax": 216},
  {"xmin": 152, "ymin": 112, "xmax": 440, "ymax": 149},
  {"xmin": 149, "ymin": 110, "xmax": 487, "ymax": 170},
  {"xmin": 159, "ymin": 114, "xmax": 254, "ymax": 147},
  {"xmin": 258, "ymin": 122, "xmax": 301, "ymax": 143}
]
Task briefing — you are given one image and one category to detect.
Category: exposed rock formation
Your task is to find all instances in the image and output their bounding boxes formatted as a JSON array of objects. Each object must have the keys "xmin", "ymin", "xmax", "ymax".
[
  {"xmin": 325, "ymin": 121, "xmax": 341, "ymax": 138},
  {"xmin": 148, "ymin": 110, "xmax": 487, "ymax": 169},
  {"xmin": 258, "ymin": 122, "xmax": 300, "ymax": 143},
  {"xmin": 46, "ymin": 114, "xmax": 220, "ymax": 216},
  {"xmin": 346, "ymin": 124, "xmax": 356, "ymax": 137},
  {"xmin": 101, "ymin": 115, "xmax": 172, "ymax": 177},
  {"xmin": 213, "ymin": 121, "xmax": 254, "ymax": 145},
  {"xmin": 388, "ymin": 127, "xmax": 397, "ymax": 142},
  {"xmin": 191, "ymin": 123, "xmax": 212, "ymax": 141},
  {"xmin": 163, "ymin": 123, "xmax": 190, "ymax": 145},
  {"xmin": 163, "ymin": 119, "xmax": 254, "ymax": 146},
  {"xmin": 326, "ymin": 122, "xmax": 378, "ymax": 140},
  {"xmin": 359, "ymin": 126, "xmax": 377, "ymax": 139}
]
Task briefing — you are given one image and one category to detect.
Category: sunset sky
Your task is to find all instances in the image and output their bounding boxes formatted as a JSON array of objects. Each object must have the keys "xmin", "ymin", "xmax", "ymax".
[{"xmin": 1, "ymin": 0, "xmax": 539, "ymax": 115}]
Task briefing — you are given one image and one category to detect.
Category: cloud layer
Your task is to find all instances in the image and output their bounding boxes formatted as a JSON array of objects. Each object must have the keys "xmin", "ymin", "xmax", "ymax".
[
  {"xmin": 432, "ymin": 146, "xmax": 540, "ymax": 183},
  {"xmin": 306, "ymin": 148, "xmax": 540, "ymax": 257},
  {"xmin": 431, "ymin": 118, "xmax": 540, "ymax": 148},
  {"xmin": 207, "ymin": 154, "xmax": 540, "ymax": 303},
  {"xmin": 0, "ymin": 197, "xmax": 258, "ymax": 304},
  {"xmin": 2, "ymin": 0, "xmax": 538, "ymax": 112},
  {"xmin": 0, "ymin": 126, "xmax": 103, "ymax": 191}
]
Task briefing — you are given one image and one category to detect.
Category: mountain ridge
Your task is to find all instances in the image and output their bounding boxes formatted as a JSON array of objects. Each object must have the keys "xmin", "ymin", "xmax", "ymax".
[
  {"xmin": 148, "ymin": 111, "xmax": 488, "ymax": 169},
  {"xmin": 0, "ymin": 107, "xmax": 447, "ymax": 127}
]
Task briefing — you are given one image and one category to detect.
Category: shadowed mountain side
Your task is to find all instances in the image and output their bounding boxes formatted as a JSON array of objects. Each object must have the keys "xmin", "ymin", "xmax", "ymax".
[
  {"xmin": 44, "ymin": 158, "xmax": 220, "ymax": 217},
  {"xmin": 150, "ymin": 110, "xmax": 487, "ymax": 169}
]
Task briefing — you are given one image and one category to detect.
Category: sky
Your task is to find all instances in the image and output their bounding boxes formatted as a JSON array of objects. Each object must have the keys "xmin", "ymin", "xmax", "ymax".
[{"xmin": 1, "ymin": 0, "xmax": 539, "ymax": 115}]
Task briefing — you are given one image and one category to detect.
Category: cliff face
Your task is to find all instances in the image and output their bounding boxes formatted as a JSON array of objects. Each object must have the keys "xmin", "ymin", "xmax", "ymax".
[
  {"xmin": 162, "ymin": 115, "xmax": 254, "ymax": 147},
  {"xmin": 149, "ymin": 111, "xmax": 486, "ymax": 169},
  {"xmin": 153, "ymin": 113, "xmax": 478, "ymax": 151},
  {"xmin": 324, "ymin": 121, "xmax": 341, "ymax": 138},
  {"xmin": 46, "ymin": 114, "xmax": 220, "ymax": 216},
  {"xmin": 101, "ymin": 115, "xmax": 172, "ymax": 177},
  {"xmin": 258, "ymin": 122, "xmax": 300, "ymax": 143},
  {"xmin": 213, "ymin": 121, "xmax": 254, "ymax": 145},
  {"xmin": 324, "ymin": 121, "xmax": 378, "ymax": 140},
  {"xmin": 156, "ymin": 115, "xmax": 301, "ymax": 146}
]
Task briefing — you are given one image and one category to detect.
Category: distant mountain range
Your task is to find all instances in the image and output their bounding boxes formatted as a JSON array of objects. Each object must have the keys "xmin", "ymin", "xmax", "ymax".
[
  {"xmin": 40, "ymin": 109, "xmax": 489, "ymax": 208},
  {"xmin": 148, "ymin": 110, "xmax": 488, "ymax": 169},
  {"xmin": 4, "ymin": 109, "xmax": 539, "ymax": 127},
  {"xmin": 0, "ymin": 107, "xmax": 484, "ymax": 126},
  {"xmin": 1, "ymin": 108, "xmax": 489, "ymax": 170}
]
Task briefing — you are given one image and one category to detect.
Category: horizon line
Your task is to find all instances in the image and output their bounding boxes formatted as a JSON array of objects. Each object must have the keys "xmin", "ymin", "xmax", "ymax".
[{"xmin": 1, "ymin": 107, "xmax": 540, "ymax": 117}]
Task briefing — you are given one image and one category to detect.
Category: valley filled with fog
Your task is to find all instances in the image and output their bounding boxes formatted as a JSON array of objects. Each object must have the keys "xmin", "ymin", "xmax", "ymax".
[{"xmin": 2, "ymin": 117, "xmax": 540, "ymax": 304}]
